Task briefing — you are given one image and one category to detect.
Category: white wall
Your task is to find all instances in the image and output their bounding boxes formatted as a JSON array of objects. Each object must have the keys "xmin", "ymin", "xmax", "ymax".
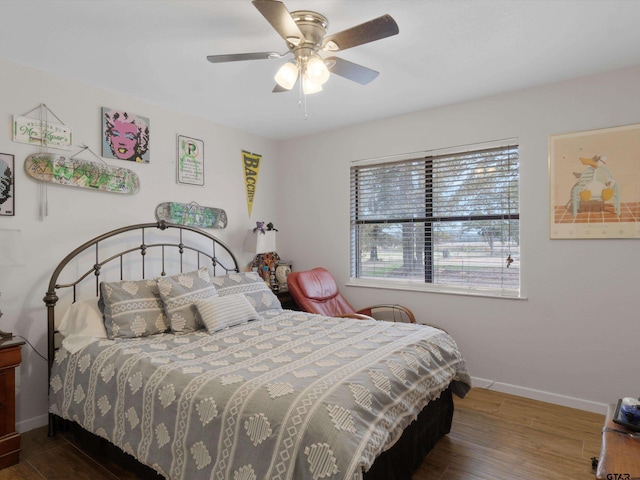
[
  {"xmin": 4, "ymin": 57, "xmax": 639, "ymax": 431},
  {"xmin": 277, "ymin": 65, "xmax": 640, "ymax": 413},
  {"xmin": 0, "ymin": 58, "xmax": 279, "ymax": 431}
]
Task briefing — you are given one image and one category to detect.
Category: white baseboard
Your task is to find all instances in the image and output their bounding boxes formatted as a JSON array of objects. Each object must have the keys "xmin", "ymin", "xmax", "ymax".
[
  {"xmin": 471, "ymin": 376, "xmax": 609, "ymax": 415},
  {"xmin": 17, "ymin": 413, "xmax": 49, "ymax": 434}
]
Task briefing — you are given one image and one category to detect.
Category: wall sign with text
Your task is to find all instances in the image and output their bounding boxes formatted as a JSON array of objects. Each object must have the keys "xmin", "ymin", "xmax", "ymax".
[
  {"xmin": 177, "ymin": 135, "xmax": 204, "ymax": 186},
  {"xmin": 13, "ymin": 115, "xmax": 72, "ymax": 150}
]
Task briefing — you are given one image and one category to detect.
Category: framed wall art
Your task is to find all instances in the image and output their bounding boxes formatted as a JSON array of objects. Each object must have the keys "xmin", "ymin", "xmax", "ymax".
[
  {"xmin": 177, "ymin": 135, "xmax": 204, "ymax": 186},
  {"xmin": 549, "ymin": 123, "xmax": 640, "ymax": 239},
  {"xmin": 101, "ymin": 107, "xmax": 150, "ymax": 163},
  {"xmin": 0, "ymin": 153, "xmax": 15, "ymax": 216}
]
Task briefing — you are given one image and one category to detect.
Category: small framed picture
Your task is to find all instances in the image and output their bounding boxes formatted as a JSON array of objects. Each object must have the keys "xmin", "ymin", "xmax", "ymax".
[
  {"xmin": 0, "ymin": 153, "xmax": 15, "ymax": 216},
  {"xmin": 177, "ymin": 135, "xmax": 204, "ymax": 186},
  {"xmin": 275, "ymin": 261, "xmax": 293, "ymax": 290}
]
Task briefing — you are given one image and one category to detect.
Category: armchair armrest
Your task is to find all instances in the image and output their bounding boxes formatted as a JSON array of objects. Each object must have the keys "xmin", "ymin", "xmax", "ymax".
[
  {"xmin": 338, "ymin": 313, "xmax": 375, "ymax": 321},
  {"xmin": 356, "ymin": 304, "xmax": 416, "ymax": 323}
]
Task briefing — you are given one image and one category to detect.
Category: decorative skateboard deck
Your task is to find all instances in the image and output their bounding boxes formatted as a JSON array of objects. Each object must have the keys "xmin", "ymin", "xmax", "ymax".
[
  {"xmin": 24, "ymin": 153, "xmax": 140, "ymax": 194},
  {"xmin": 155, "ymin": 202, "xmax": 227, "ymax": 229}
]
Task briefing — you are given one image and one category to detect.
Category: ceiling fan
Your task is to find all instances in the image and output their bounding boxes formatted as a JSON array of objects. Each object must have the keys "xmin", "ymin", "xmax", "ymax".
[{"xmin": 206, "ymin": 0, "xmax": 399, "ymax": 95}]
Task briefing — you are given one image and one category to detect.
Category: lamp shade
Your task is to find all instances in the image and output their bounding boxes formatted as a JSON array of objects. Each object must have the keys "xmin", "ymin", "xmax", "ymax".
[
  {"xmin": 306, "ymin": 56, "xmax": 330, "ymax": 85},
  {"xmin": 302, "ymin": 76, "xmax": 323, "ymax": 95},
  {"xmin": 244, "ymin": 230, "xmax": 276, "ymax": 254},
  {"xmin": 0, "ymin": 229, "xmax": 25, "ymax": 266},
  {"xmin": 274, "ymin": 62, "xmax": 298, "ymax": 91}
]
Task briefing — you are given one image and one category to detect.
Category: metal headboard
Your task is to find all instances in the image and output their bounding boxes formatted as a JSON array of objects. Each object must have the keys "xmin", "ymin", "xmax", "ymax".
[{"xmin": 43, "ymin": 221, "xmax": 239, "ymax": 377}]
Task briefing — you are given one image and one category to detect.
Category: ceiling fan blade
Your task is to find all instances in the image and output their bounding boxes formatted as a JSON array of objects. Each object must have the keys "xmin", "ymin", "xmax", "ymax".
[
  {"xmin": 207, "ymin": 52, "xmax": 281, "ymax": 63},
  {"xmin": 326, "ymin": 56, "xmax": 379, "ymax": 85},
  {"xmin": 252, "ymin": 0, "xmax": 306, "ymax": 46},
  {"xmin": 322, "ymin": 14, "xmax": 399, "ymax": 52}
]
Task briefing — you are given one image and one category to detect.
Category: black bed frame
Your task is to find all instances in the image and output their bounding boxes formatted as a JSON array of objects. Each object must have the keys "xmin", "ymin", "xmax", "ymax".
[
  {"xmin": 44, "ymin": 221, "xmax": 239, "ymax": 436},
  {"xmin": 43, "ymin": 221, "xmax": 453, "ymax": 480}
]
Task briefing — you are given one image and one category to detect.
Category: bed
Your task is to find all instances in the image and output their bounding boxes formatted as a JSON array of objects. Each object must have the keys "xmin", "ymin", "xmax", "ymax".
[{"xmin": 46, "ymin": 222, "xmax": 471, "ymax": 480}]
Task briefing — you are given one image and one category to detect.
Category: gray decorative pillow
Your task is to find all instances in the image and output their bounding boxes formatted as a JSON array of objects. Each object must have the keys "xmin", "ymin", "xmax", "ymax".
[
  {"xmin": 195, "ymin": 293, "xmax": 259, "ymax": 333},
  {"xmin": 99, "ymin": 278, "xmax": 169, "ymax": 339},
  {"xmin": 157, "ymin": 267, "xmax": 218, "ymax": 334},
  {"xmin": 211, "ymin": 272, "xmax": 282, "ymax": 313}
]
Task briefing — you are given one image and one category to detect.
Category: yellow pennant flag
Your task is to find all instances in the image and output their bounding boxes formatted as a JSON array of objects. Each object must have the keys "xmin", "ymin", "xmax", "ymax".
[{"xmin": 242, "ymin": 150, "xmax": 261, "ymax": 218}]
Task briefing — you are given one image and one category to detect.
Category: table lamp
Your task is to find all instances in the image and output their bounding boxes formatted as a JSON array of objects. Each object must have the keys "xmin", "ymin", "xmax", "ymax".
[
  {"xmin": 0, "ymin": 229, "xmax": 25, "ymax": 338},
  {"xmin": 244, "ymin": 228, "xmax": 278, "ymax": 287}
]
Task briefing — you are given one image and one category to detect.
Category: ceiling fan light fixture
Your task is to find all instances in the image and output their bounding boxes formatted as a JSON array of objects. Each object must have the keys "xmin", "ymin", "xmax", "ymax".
[
  {"xmin": 302, "ymin": 76, "xmax": 323, "ymax": 95},
  {"xmin": 306, "ymin": 55, "xmax": 330, "ymax": 85},
  {"xmin": 208, "ymin": 1, "xmax": 400, "ymax": 103},
  {"xmin": 274, "ymin": 61, "xmax": 298, "ymax": 90}
]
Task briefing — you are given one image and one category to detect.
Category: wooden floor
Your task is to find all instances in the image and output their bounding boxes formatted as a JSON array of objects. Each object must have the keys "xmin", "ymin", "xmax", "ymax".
[
  {"xmin": 0, "ymin": 388, "xmax": 604, "ymax": 480},
  {"xmin": 415, "ymin": 388, "xmax": 604, "ymax": 480}
]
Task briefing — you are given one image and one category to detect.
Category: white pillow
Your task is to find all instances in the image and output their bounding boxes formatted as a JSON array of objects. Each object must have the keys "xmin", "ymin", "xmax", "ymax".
[
  {"xmin": 58, "ymin": 299, "xmax": 108, "ymax": 354},
  {"xmin": 195, "ymin": 293, "xmax": 259, "ymax": 333}
]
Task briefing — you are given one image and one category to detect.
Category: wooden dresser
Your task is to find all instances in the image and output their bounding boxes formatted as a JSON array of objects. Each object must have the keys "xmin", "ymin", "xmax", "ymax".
[{"xmin": 0, "ymin": 338, "xmax": 24, "ymax": 470}]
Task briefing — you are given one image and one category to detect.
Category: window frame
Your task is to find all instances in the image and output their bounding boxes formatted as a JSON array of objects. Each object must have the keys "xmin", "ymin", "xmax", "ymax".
[{"xmin": 349, "ymin": 140, "xmax": 521, "ymax": 299}]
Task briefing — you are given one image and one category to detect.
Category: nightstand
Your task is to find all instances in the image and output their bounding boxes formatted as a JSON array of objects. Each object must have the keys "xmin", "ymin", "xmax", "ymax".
[
  {"xmin": 0, "ymin": 338, "xmax": 25, "ymax": 470},
  {"xmin": 276, "ymin": 289, "xmax": 299, "ymax": 311}
]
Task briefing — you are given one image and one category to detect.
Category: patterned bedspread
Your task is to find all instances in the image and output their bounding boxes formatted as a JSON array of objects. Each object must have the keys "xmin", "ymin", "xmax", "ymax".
[{"xmin": 49, "ymin": 310, "xmax": 471, "ymax": 480}]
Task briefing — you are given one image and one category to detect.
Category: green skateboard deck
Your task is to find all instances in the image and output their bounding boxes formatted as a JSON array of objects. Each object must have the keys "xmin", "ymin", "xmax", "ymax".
[
  {"xmin": 25, "ymin": 153, "xmax": 140, "ymax": 194},
  {"xmin": 155, "ymin": 202, "xmax": 227, "ymax": 229}
]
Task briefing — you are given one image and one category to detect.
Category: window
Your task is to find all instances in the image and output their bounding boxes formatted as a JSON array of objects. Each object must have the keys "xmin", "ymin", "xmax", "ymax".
[{"xmin": 350, "ymin": 143, "xmax": 520, "ymax": 297}]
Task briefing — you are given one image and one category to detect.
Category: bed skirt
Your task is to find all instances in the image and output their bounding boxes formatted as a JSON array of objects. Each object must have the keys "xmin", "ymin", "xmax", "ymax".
[{"xmin": 363, "ymin": 385, "xmax": 453, "ymax": 480}]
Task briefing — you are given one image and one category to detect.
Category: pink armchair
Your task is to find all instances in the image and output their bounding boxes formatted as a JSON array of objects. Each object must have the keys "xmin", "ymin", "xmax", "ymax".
[{"xmin": 287, "ymin": 267, "xmax": 415, "ymax": 323}]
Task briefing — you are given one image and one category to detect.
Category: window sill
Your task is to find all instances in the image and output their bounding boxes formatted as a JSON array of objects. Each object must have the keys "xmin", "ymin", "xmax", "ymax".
[{"xmin": 345, "ymin": 278, "xmax": 527, "ymax": 300}]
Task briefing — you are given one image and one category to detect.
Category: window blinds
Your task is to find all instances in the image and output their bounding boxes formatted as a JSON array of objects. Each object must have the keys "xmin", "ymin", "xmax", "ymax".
[{"xmin": 350, "ymin": 144, "xmax": 520, "ymax": 296}]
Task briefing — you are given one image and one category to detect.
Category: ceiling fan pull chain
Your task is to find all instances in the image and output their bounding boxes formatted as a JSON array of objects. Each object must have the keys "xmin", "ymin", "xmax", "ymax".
[
  {"xmin": 303, "ymin": 92, "xmax": 308, "ymax": 120},
  {"xmin": 297, "ymin": 72, "xmax": 309, "ymax": 120}
]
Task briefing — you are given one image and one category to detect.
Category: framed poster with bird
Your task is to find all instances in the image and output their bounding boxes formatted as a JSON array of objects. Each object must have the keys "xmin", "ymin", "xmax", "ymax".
[{"xmin": 549, "ymin": 123, "xmax": 640, "ymax": 239}]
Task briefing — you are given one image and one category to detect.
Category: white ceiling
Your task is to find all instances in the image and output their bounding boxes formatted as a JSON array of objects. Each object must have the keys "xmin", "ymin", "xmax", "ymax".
[{"xmin": 2, "ymin": 0, "xmax": 640, "ymax": 141}]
